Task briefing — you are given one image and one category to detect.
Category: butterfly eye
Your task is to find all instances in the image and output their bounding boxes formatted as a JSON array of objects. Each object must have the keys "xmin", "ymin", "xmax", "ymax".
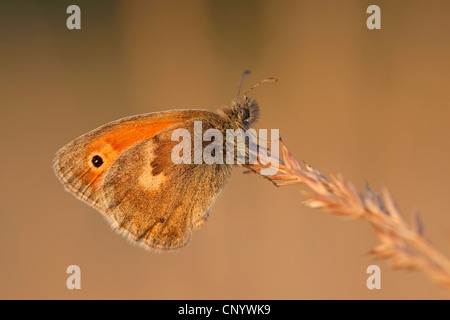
[
  {"xmin": 91, "ymin": 155, "xmax": 104, "ymax": 168},
  {"xmin": 239, "ymin": 107, "xmax": 250, "ymax": 121}
]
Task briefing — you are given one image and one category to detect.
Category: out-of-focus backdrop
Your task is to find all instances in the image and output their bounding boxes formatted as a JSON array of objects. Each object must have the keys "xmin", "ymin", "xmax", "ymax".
[{"xmin": 1, "ymin": 0, "xmax": 449, "ymax": 299}]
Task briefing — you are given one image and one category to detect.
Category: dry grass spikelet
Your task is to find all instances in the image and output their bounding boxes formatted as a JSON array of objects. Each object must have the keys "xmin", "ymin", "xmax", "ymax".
[{"xmin": 247, "ymin": 139, "xmax": 450, "ymax": 289}]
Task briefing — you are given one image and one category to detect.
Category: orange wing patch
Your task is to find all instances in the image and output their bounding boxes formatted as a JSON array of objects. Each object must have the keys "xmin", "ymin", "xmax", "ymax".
[
  {"xmin": 89, "ymin": 120, "xmax": 179, "ymax": 153},
  {"xmin": 83, "ymin": 120, "xmax": 180, "ymax": 187}
]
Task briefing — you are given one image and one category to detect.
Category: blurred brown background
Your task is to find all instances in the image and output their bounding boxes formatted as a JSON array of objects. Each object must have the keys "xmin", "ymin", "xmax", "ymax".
[{"xmin": 1, "ymin": 0, "xmax": 449, "ymax": 299}]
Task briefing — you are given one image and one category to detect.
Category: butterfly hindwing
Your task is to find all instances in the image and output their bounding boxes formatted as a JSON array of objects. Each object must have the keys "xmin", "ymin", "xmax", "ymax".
[{"xmin": 101, "ymin": 119, "xmax": 233, "ymax": 250}]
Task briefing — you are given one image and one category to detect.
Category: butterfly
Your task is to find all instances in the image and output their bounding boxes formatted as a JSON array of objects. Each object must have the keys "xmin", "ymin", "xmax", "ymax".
[{"xmin": 53, "ymin": 71, "xmax": 277, "ymax": 251}]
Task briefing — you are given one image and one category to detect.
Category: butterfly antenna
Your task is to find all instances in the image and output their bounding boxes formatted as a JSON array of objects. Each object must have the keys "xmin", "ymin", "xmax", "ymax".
[
  {"xmin": 243, "ymin": 77, "xmax": 278, "ymax": 96},
  {"xmin": 236, "ymin": 70, "xmax": 251, "ymax": 102}
]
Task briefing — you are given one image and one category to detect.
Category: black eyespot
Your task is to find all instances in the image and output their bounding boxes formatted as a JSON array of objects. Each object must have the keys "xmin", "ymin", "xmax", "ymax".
[{"xmin": 91, "ymin": 155, "xmax": 103, "ymax": 168}]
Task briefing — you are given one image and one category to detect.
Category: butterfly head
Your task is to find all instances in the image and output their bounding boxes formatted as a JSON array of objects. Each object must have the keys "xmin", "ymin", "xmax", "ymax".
[
  {"xmin": 226, "ymin": 96, "xmax": 260, "ymax": 129},
  {"xmin": 221, "ymin": 72, "xmax": 276, "ymax": 129}
]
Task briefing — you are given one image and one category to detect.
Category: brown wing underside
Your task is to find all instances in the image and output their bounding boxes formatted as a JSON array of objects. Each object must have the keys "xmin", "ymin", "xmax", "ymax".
[
  {"xmin": 53, "ymin": 111, "xmax": 232, "ymax": 250},
  {"xmin": 102, "ymin": 120, "xmax": 232, "ymax": 250}
]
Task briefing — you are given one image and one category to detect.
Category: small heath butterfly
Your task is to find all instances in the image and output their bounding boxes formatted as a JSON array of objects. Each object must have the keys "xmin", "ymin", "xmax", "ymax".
[{"xmin": 53, "ymin": 71, "xmax": 277, "ymax": 251}]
